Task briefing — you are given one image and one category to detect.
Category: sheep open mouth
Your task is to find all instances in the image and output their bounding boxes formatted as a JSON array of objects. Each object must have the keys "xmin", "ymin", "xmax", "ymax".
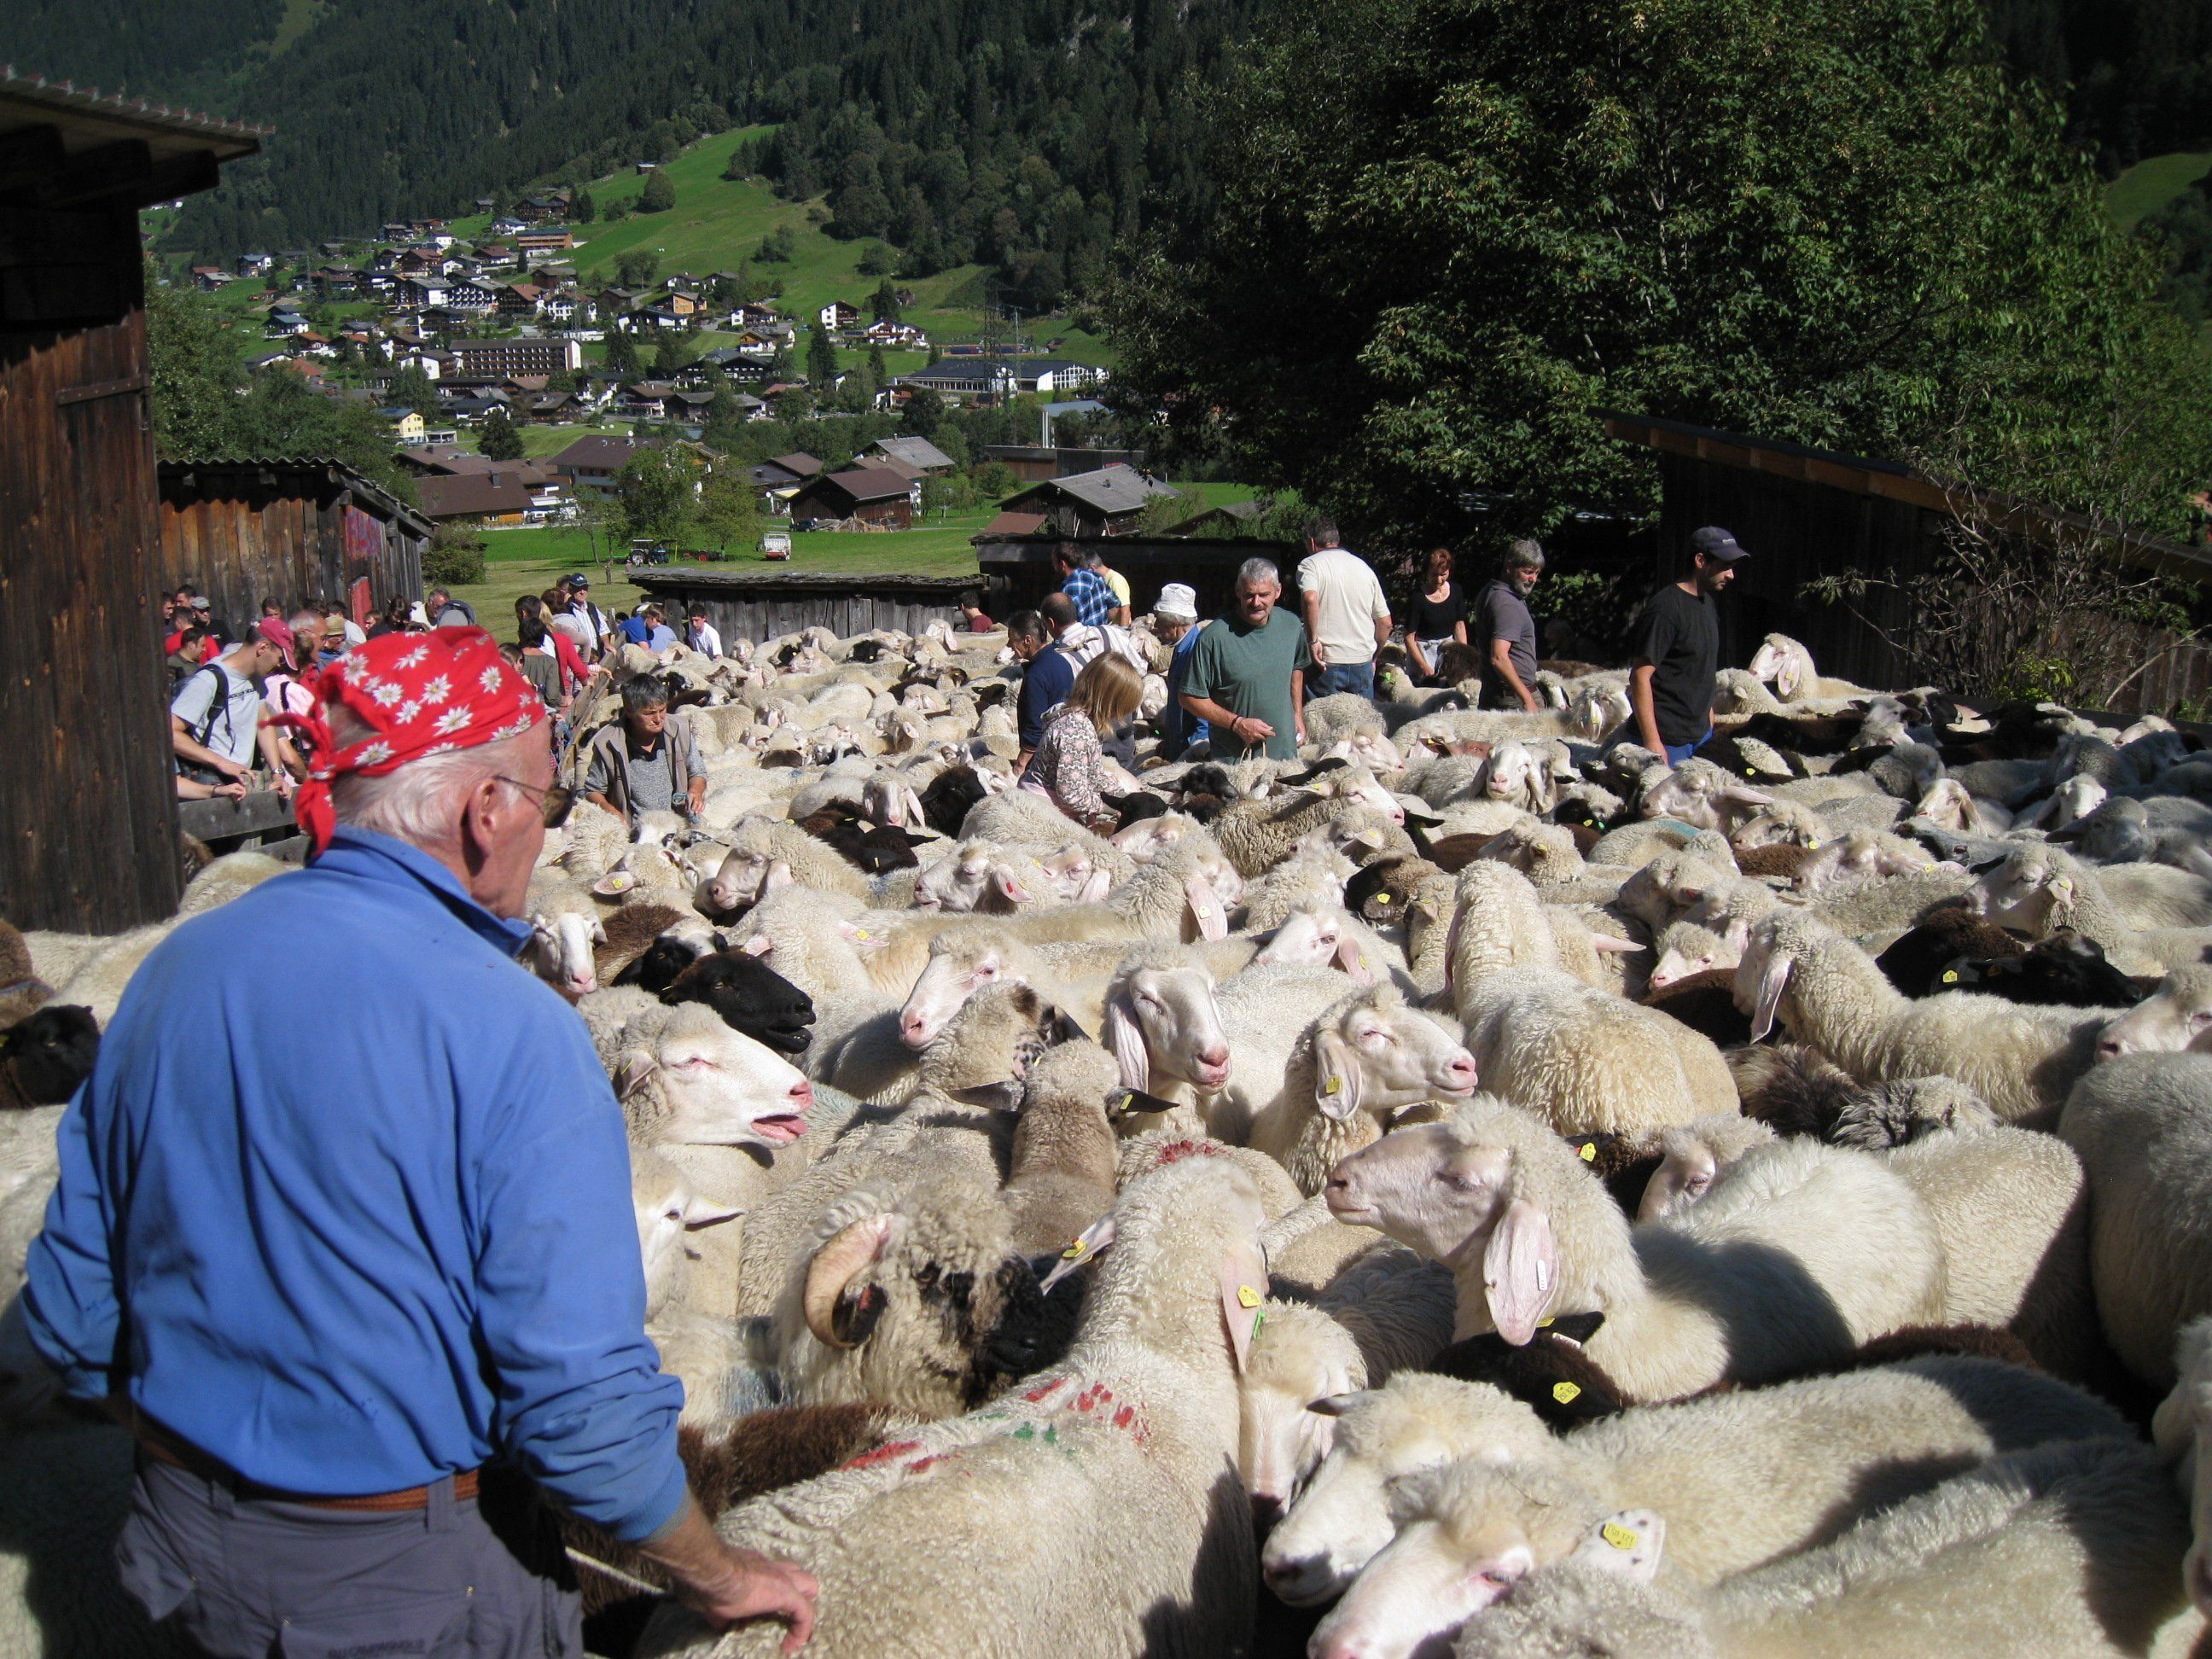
[{"xmin": 748, "ymin": 1113, "xmax": 809, "ymax": 1144}]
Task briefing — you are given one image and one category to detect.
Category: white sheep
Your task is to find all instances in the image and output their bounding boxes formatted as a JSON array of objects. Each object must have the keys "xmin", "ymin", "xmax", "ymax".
[
  {"xmin": 1215, "ymin": 976, "xmax": 1476, "ymax": 1194},
  {"xmin": 1737, "ymin": 908, "xmax": 2123, "ymax": 1126},
  {"xmin": 1970, "ymin": 844, "xmax": 2212, "ymax": 972},
  {"xmin": 637, "ymin": 1154, "xmax": 1275, "ymax": 1659},
  {"xmin": 1747, "ymin": 631, "xmax": 1878, "ymax": 703},
  {"xmin": 1324, "ymin": 1097, "xmax": 1947, "ymax": 1400},
  {"xmin": 2059, "ymin": 1051, "xmax": 2212, "ymax": 1388},
  {"xmin": 1367, "ymin": 1436, "xmax": 2200, "ymax": 1659},
  {"xmin": 1268, "ymin": 1350, "xmax": 2129, "ymax": 1616},
  {"xmin": 1448, "ymin": 863, "xmax": 1731, "ymax": 1135}
]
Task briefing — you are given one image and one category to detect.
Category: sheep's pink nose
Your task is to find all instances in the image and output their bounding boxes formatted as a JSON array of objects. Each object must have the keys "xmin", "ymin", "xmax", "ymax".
[
  {"xmin": 572, "ymin": 972, "xmax": 597, "ymax": 995},
  {"xmin": 789, "ymin": 1080, "xmax": 814, "ymax": 1107},
  {"xmin": 2097, "ymin": 1036, "xmax": 2127, "ymax": 1060},
  {"xmin": 1444, "ymin": 1054, "xmax": 1477, "ymax": 1088},
  {"xmin": 900, "ymin": 1013, "xmax": 932, "ymax": 1049}
]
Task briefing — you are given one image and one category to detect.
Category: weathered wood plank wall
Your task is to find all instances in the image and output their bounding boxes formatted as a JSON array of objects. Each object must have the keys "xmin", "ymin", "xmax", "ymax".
[
  {"xmin": 0, "ymin": 212, "xmax": 183, "ymax": 932},
  {"xmin": 157, "ymin": 463, "xmax": 428, "ymax": 632}
]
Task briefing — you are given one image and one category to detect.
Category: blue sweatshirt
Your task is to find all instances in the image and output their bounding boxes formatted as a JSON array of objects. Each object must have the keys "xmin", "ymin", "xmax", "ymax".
[{"xmin": 22, "ymin": 829, "xmax": 687, "ymax": 1540}]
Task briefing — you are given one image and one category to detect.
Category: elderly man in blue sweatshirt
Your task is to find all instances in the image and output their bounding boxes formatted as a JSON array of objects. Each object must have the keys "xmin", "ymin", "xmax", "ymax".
[{"xmin": 21, "ymin": 628, "xmax": 815, "ymax": 1657}]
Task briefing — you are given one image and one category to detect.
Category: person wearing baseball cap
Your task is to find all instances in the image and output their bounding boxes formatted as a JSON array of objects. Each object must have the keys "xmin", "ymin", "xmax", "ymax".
[
  {"xmin": 1623, "ymin": 526, "xmax": 1749, "ymax": 765},
  {"xmin": 22, "ymin": 626, "xmax": 817, "ymax": 1657},
  {"xmin": 561, "ymin": 572, "xmax": 611, "ymax": 661}
]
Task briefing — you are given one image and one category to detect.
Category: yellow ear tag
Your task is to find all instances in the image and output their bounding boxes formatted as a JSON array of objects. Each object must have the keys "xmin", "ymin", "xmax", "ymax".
[
  {"xmin": 1600, "ymin": 1521, "xmax": 1639, "ymax": 1551},
  {"xmin": 1537, "ymin": 1318, "xmax": 1554, "ymax": 1328},
  {"xmin": 1806, "ymin": 837, "xmax": 1820, "ymax": 850},
  {"xmin": 1941, "ymin": 969, "xmax": 1959, "ymax": 983},
  {"xmin": 1237, "ymin": 1284, "xmax": 1262, "ymax": 1309},
  {"xmin": 1579, "ymin": 1142, "xmax": 1598, "ymax": 1162},
  {"xmin": 1552, "ymin": 1381, "xmax": 1581, "ymax": 1405},
  {"xmin": 1324, "ymin": 1075, "xmax": 1343, "ymax": 1095},
  {"xmin": 1376, "ymin": 894, "xmax": 1391, "ymax": 905},
  {"xmin": 1062, "ymin": 1238, "xmax": 1090, "ymax": 1262},
  {"xmin": 853, "ymin": 928, "xmax": 871, "ymax": 940}
]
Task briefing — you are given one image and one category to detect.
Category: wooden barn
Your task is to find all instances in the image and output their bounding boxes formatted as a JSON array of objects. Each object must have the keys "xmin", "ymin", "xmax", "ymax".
[
  {"xmin": 0, "ymin": 73, "xmax": 262, "ymax": 934},
  {"xmin": 632, "ymin": 568, "xmax": 992, "ymax": 644},
  {"xmin": 1604, "ymin": 411, "xmax": 2212, "ymax": 715},
  {"xmin": 158, "ymin": 458, "xmax": 431, "ymax": 630},
  {"xmin": 788, "ymin": 465, "xmax": 921, "ymax": 530}
]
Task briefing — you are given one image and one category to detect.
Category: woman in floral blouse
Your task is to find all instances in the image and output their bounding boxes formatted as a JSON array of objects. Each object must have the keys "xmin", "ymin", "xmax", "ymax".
[{"xmin": 1019, "ymin": 652, "xmax": 1144, "ymax": 833}]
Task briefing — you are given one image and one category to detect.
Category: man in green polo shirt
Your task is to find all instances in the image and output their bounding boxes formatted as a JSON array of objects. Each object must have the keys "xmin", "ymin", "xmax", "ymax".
[{"xmin": 1179, "ymin": 557, "xmax": 1310, "ymax": 760}]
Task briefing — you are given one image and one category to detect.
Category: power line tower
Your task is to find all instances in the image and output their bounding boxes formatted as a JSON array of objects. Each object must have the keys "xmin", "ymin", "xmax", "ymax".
[{"xmin": 978, "ymin": 277, "xmax": 1028, "ymax": 404}]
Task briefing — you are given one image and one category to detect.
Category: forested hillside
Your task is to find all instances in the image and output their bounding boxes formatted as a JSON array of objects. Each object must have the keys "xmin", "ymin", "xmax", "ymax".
[
  {"xmin": 12, "ymin": 0, "xmax": 1250, "ymax": 311},
  {"xmin": 20, "ymin": 0, "xmax": 2212, "ymax": 309},
  {"xmin": 1988, "ymin": 0, "xmax": 2212, "ymax": 170}
]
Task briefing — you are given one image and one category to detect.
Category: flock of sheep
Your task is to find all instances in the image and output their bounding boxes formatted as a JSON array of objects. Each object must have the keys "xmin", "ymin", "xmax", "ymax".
[{"xmin": 7, "ymin": 609, "xmax": 2212, "ymax": 1657}]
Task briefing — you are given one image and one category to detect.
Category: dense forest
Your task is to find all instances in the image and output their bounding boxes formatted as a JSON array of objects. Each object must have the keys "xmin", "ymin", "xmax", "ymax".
[
  {"xmin": 11, "ymin": 0, "xmax": 1251, "ymax": 312},
  {"xmin": 18, "ymin": 0, "xmax": 2212, "ymax": 310}
]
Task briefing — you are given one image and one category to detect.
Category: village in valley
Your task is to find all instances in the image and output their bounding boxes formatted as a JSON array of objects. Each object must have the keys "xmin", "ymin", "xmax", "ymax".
[
  {"xmin": 170, "ymin": 134, "xmax": 1135, "ymax": 564},
  {"xmin": 15, "ymin": 1, "xmax": 2212, "ymax": 1655}
]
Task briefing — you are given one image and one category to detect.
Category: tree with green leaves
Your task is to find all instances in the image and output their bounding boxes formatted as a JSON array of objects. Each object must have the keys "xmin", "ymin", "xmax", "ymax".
[
  {"xmin": 146, "ymin": 262, "xmax": 241, "ymax": 459},
  {"xmin": 478, "ymin": 407, "xmax": 525, "ymax": 460},
  {"xmin": 696, "ymin": 460, "xmax": 760, "ymax": 550},
  {"xmin": 651, "ymin": 332, "xmax": 686, "ymax": 380},
  {"xmin": 1109, "ymin": 0, "xmax": 2212, "ymax": 546},
  {"xmin": 638, "ymin": 169, "xmax": 677, "ymax": 213},
  {"xmin": 867, "ymin": 342, "xmax": 888, "ymax": 384},
  {"xmin": 806, "ymin": 323, "xmax": 839, "ymax": 389},
  {"xmin": 572, "ymin": 188, "xmax": 595, "ymax": 224},
  {"xmin": 603, "ymin": 328, "xmax": 641, "ymax": 377},
  {"xmin": 614, "ymin": 249, "xmax": 661, "ymax": 288},
  {"xmin": 619, "ymin": 445, "xmax": 695, "ymax": 544},
  {"xmin": 386, "ymin": 364, "xmax": 441, "ymax": 420},
  {"xmin": 859, "ymin": 243, "xmax": 894, "ymax": 277},
  {"xmin": 901, "ymin": 386, "xmax": 945, "ymax": 439}
]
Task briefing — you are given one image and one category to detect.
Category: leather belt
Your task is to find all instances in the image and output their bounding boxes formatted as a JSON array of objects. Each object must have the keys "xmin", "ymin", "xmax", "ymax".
[{"xmin": 136, "ymin": 1415, "xmax": 481, "ymax": 1511}]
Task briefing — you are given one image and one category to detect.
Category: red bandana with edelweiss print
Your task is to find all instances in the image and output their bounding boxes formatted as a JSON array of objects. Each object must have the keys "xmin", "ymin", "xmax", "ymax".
[{"xmin": 273, "ymin": 627, "xmax": 545, "ymax": 856}]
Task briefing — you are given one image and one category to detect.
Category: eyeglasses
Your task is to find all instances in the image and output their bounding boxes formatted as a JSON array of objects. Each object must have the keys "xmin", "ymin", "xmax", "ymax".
[{"xmin": 496, "ymin": 777, "xmax": 575, "ymax": 828}]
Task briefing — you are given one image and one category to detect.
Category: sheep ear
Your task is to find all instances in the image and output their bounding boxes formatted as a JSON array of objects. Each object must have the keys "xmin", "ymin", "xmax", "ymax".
[
  {"xmin": 1307, "ymin": 1389, "xmax": 1376, "ymax": 1419},
  {"xmin": 613, "ymin": 1051, "xmax": 657, "ymax": 1101},
  {"xmin": 1313, "ymin": 1028, "xmax": 1364, "ymax": 1122},
  {"xmin": 1482, "ymin": 1197, "xmax": 1557, "ymax": 1346},
  {"xmin": 737, "ymin": 934, "xmax": 773, "ymax": 958},
  {"xmin": 683, "ymin": 1197, "xmax": 745, "ymax": 1231},
  {"xmin": 1334, "ymin": 933, "xmax": 1374, "ymax": 984},
  {"xmin": 1102, "ymin": 992, "xmax": 1151, "ymax": 1094},
  {"xmin": 594, "ymin": 869, "xmax": 637, "ymax": 897},
  {"xmin": 1776, "ymin": 657, "xmax": 1803, "ymax": 699},
  {"xmin": 1218, "ymin": 1238, "xmax": 1269, "ymax": 1375},
  {"xmin": 994, "ymin": 869, "xmax": 1033, "ymax": 906},
  {"xmin": 1109, "ymin": 1087, "xmax": 1181, "ymax": 1119},
  {"xmin": 1039, "ymin": 1214, "xmax": 1118, "ymax": 1295},
  {"xmin": 591, "ymin": 916, "xmax": 609, "ymax": 945},
  {"xmin": 1572, "ymin": 1509, "xmax": 1666, "ymax": 1584},
  {"xmin": 1589, "ymin": 934, "xmax": 1642, "ymax": 955},
  {"xmin": 1077, "ymin": 864, "xmax": 1115, "ymax": 904},
  {"xmin": 761, "ymin": 859, "xmax": 797, "ymax": 894},
  {"xmin": 1185, "ymin": 872, "xmax": 1228, "ymax": 940},
  {"xmin": 1043, "ymin": 1006, "xmax": 1091, "ymax": 1046},
  {"xmin": 1749, "ymin": 948, "xmax": 1794, "ymax": 1043},
  {"xmin": 2151, "ymin": 1382, "xmax": 2196, "ymax": 1458}
]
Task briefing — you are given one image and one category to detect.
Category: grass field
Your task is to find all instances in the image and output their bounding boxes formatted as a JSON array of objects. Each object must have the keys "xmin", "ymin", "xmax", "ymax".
[{"xmin": 2108, "ymin": 151, "xmax": 2212, "ymax": 229}]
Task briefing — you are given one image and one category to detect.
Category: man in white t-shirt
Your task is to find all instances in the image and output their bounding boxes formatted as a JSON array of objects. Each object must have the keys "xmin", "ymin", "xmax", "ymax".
[
  {"xmin": 684, "ymin": 606, "xmax": 724, "ymax": 659},
  {"xmin": 1297, "ymin": 515, "xmax": 1392, "ymax": 699},
  {"xmin": 170, "ymin": 627, "xmax": 295, "ymax": 795}
]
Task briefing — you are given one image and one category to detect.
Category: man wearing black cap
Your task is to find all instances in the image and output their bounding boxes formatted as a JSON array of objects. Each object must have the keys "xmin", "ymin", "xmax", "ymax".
[
  {"xmin": 1625, "ymin": 526, "xmax": 1749, "ymax": 765},
  {"xmin": 562, "ymin": 573, "xmax": 610, "ymax": 661}
]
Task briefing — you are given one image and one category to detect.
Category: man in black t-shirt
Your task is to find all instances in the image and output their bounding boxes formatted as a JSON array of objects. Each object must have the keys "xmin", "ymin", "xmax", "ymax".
[{"xmin": 1624, "ymin": 526, "xmax": 1749, "ymax": 764}]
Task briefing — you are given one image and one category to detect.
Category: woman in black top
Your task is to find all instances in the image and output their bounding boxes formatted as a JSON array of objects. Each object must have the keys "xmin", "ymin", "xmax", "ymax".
[{"xmin": 1406, "ymin": 547, "xmax": 1469, "ymax": 684}]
